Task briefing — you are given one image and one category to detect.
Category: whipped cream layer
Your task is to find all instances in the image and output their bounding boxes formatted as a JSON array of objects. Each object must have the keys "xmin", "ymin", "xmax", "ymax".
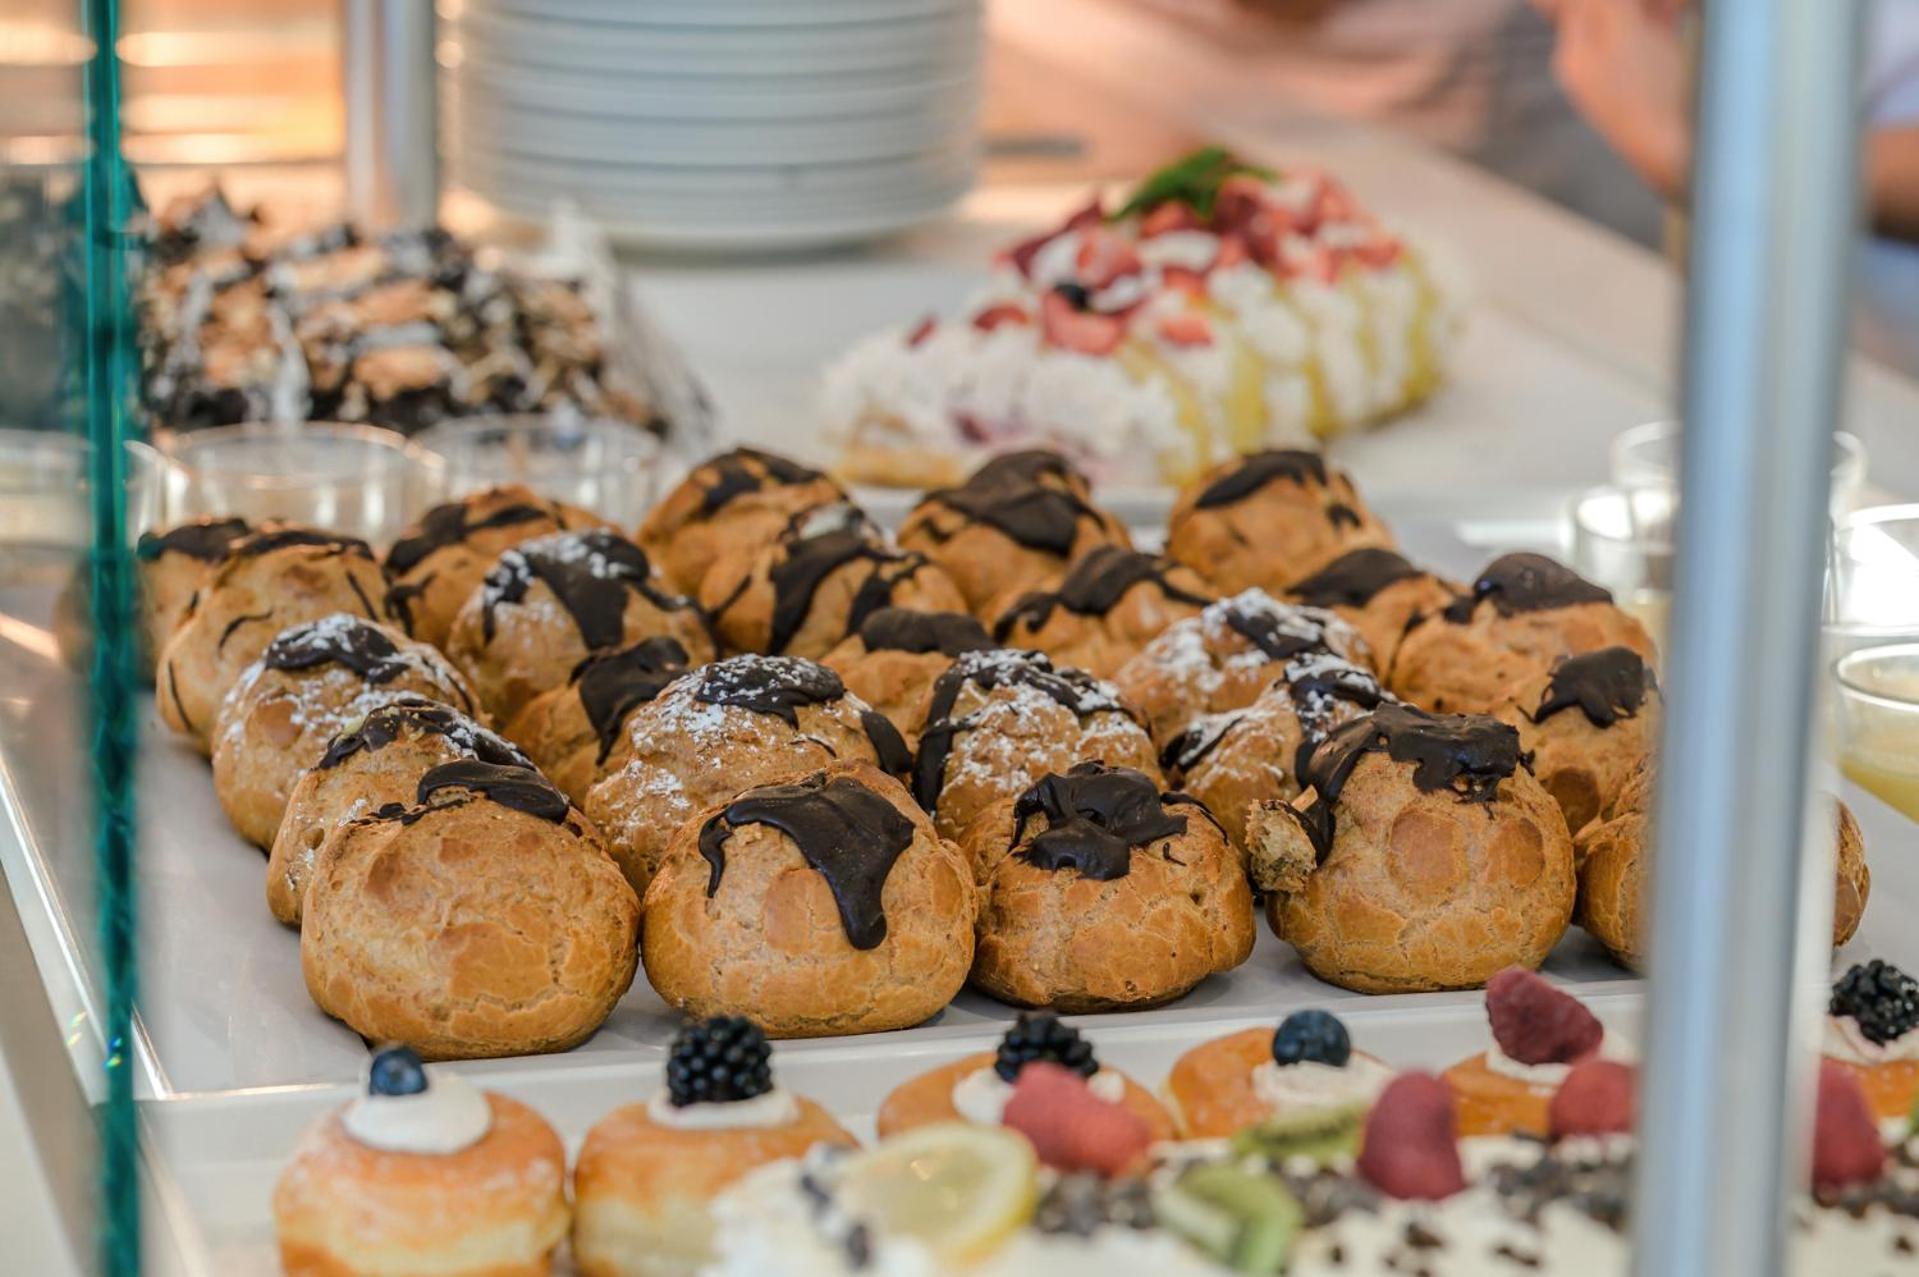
[
  {"xmin": 1484, "ymin": 1030, "xmax": 1638, "ymax": 1089},
  {"xmin": 1824, "ymin": 1014, "xmax": 1919, "ymax": 1066},
  {"xmin": 1252, "ymin": 1052, "xmax": 1395, "ymax": 1115},
  {"xmin": 647, "ymin": 1086, "xmax": 802, "ymax": 1131},
  {"xmin": 341, "ymin": 1068, "xmax": 492, "ymax": 1155},
  {"xmin": 952, "ymin": 1065, "xmax": 1127, "ymax": 1127}
]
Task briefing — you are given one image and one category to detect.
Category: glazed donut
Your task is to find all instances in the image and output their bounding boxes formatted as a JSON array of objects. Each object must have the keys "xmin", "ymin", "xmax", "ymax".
[
  {"xmin": 636, "ymin": 447, "xmax": 848, "ymax": 595},
  {"xmin": 641, "ymin": 762, "xmax": 976, "ymax": 1037},
  {"xmin": 987, "ymin": 546, "xmax": 1215, "ymax": 679},
  {"xmin": 1164, "ymin": 450, "xmax": 1395, "ymax": 594},
  {"xmin": 1284, "ymin": 547, "xmax": 1460, "ymax": 673},
  {"xmin": 443, "ymin": 528, "xmax": 714, "ymax": 723},
  {"xmin": 269, "ymin": 695, "xmax": 531, "ymax": 925},
  {"xmin": 819, "ymin": 607, "xmax": 996, "ymax": 747},
  {"xmin": 382, "ymin": 484, "xmax": 610, "ymax": 648},
  {"xmin": 211, "ymin": 614, "xmax": 478, "ymax": 848},
  {"xmin": 134, "ymin": 515, "xmax": 253, "ymax": 672},
  {"xmin": 505, "ymin": 635, "xmax": 694, "ymax": 805},
  {"xmin": 157, "ymin": 527, "xmax": 389, "ymax": 752},
  {"xmin": 302, "ymin": 760, "xmax": 639, "ymax": 1058},
  {"xmin": 1494, "ymin": 646, "xmax": 1661, "ymax": 838}
]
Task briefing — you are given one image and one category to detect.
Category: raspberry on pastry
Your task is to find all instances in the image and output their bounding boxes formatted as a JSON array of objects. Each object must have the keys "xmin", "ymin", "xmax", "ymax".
[
  {"xmin": 1285, "ymin": 547, "xmax": 1460, "ymax": 673},
  {"xmin": 1163, "ymin": 651, "xmax": 1391, "ymax": 852},
  {"xmin": 1822, "ymin": 960, "xmax": 1919, "ymax": 1124},
  {"xmin": 636, "ymin": 447, "xmax": 848, "ymax": 595},
  {"xmin": 1495, "ymin": 646, "xmax": 1661, "ymax": 838},
  {"xmin": 699, "ymin": 504, "xmax": 966, "ymax": 659},
  {"xmin": 135, "ymin": 514, "xmax": 254, "ymax": 672},
  {"xmin": 157, "ymin": 526, "xmax": 389, "ymax": 753},
  {"xmin": 1246, "ymin": 703, "xmax": 1576, "ymax": 994},
  {"xmin": 585, "ymin": 655, "xmax": 910, "ymax": 896},
  {"xmin": 897, "ymin": 459, "xmax": 1132, "ymax": 617},
  {"xmin": 1387, "ymin": 553, "xmax": 1656, "ymax": 716},
  {"xmin": 963, "ymin": 762, "xmax": 1254, "ymax": 1011},
  {"xmin": 302, "ymin": 760, "xmax": 639, "ymax": 1059},
  {"xmin": 269, "ymin": 695, "xmax": 532, "ymax": 925},
  {"xmin": 444, "ymin": 528, "xmax": 714, "ymax": 723},
  {"xmin": 505, "ymin": 635, "xmax": 694, "ymax": 805},
  {"xmin": 382, "ymin": 484, "xmax": 610, "ymax": 648},
  {"xmin": 640, "ymin": 763, "xmax": 975, "ymax": 1038},
  {"xmin": 912, "ymin": 647, "xmax": 1161, "ymax": 842},
  {"xmin": 1441, "ymin": 967, "xmax": 1626, "ymax": 1138},
  {"xmin": 273, "ymin": 1046, "xmax": 569, "ymax": 1277},
  {"xmin": 987, "ymin": 546, "xmax": 1215, "ymax": 678},
  {"xmin": 874, "ymin": 1011, "xmax": 1175, "ymax": 1140},
  {"xmin": 1166, "ymin": 1010, "xmax": 1393, "ymax": 1140},
  {"xmin": 819, "ymin": 606, "xmax": 995, "ymax": 747},
  {"xmin": 212, "ymin": 613, "xmax": 479, "ymax": 848},
  {"xmin": 1112, "ymin": 588, "xmax": 1371, "ymax": 748},
  {"xmin": 1574, "ymin": 764, "xmax": 1868, "ymax": 968},
  {"xmin": 572, "ymin": 1018, "xmax": 856, "ymax": 1277},
  {"xmin": 1164, "ymin": 449, "xmax": 1395, "ymax": 595}
]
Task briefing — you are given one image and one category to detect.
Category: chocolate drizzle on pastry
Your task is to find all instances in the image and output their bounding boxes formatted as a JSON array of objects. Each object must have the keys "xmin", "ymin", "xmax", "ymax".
[
  {"xmin": 1284, "ymin": 654, "xmax": 1391, "ymax": 776},
  {"xmin": 694, "ymin": 654, "xmax": 847, "ymax": 726},
  {"xmin": 412, "ymin": 759, "xmax": 571, "ymax": 823},
  {"xmin": 697, "ymin": 772, "xmax": 917, "ymax": 949},
  {"xmin": 1288, "ymin": 548, "xmax": 1423, "ymax": 609},
  {"xmin": 993, "ymin": 546, "xmax": 1213, "ymax": 638},
  {"xmin": 226, "ymin": 527, "xmax": 375, "ymax": 562},
  {"xmin": 913, "ymin": 649, "xmax": 1128, "ymax": 812},
  {"xmin": 136, "ymin": 515, "xmax": 252, "ymax": 563},
  {"xmin": 479, "ymin": 529, "xmax": 696, "ymax": 649},
  {"xmin": 574, "ymin": 636, "xmax": 693, "ymax": 762},
  {"xmin": 920, "ymin": 468, "xmax": 1110, "ymax": 558},
  {"xmin": 747, "ymin": 510, "xmax": 944, "ymax": 654},
  {"xmin": 699, "ymin": 447, "xmax": 827, "ymax": 517},
  {"xmin": 1221, "ymin": 594, "xmax": 1345, "ymax": 663},
  {"xmin": 1193, "ymin": 449, "xmax": 1331, "ymax": 509},
  {"xmin": 860, "ymin": 711, "xmax": 913, "ymax": 776},
  {"xmin": 386, "ymin": 496, "xmax": 558, "ymax": 575},
  {"xmin": 1531, "ymin": 647, "xmax": 1655, "ymax": 729},
  {"xmin": 1160, "ymin": 711, "xmax": 1244, "ymax": 776},
  {"xmin": 261, "ymin": 615, "xmax": 409, "ymax": 682},
  {"xmin": 969, "ymin": 449, "xmax": 1086, "ymax": 492},
  {"xmin": 856, "ymin": 607, "xmax": 992, "ymax": 657},
  {"xmin": 1290, "ymin": 703, "xmax": 1524, "ymax": 860},
  {"xmin": 1442, "ymin": 552, "xmax": 1613, "ymax": 623},
  {"xmin": 1011, "ymin": 762, "xmax": 1187, "ymax": 881},
  {"xmin": 317, "ymin": 695, "xmax": 529, "ymax": 770}
]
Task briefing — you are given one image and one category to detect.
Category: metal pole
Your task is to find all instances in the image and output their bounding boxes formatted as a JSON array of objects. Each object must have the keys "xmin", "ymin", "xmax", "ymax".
[
  {"xmin": 1632, "ymin": 2, "xmax": 1864, "ymax": 1275},
  {"xmin": 342, "ymin": 0, "xmax": 441, "ymax": 229}
]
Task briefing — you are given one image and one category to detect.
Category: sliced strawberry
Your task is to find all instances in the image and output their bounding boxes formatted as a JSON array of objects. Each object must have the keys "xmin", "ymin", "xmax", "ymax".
[
  {"xmin": 1357, "ymin": 1072, "xmax": 1467, "ymax": 1201},
  {"xmin": 1041, "ymin": 290, "xmax": 1126, "ymax": 356},
  {"xmin": 1212, "ymin": 174, "xmax": 1273, "ymax": 234},
  {"xmin": 1486, "ymin": 967, "xmax": 1605, "ymax": 1066},
  {"xmin": 1157, "ymin": 311, "xmax": 1215, "ymax": 348},
  {"xmin": 1140, "ymin": 202, "xmax": 1202, "ymax": 237},
  {"xmin": 1001, "ymin": 1061, "xmax": 1152, "ymax": 1177},
  {"xmin": 1317, "ymin": 180, "xmax": 1360, "ymax": 225},
  {"xmin": 1813, "ymin": 1060, "xmax": 1886, "ymax": 1191},
  {"xmin": 1548, "ymin": 1059, "xmax": 1636, "ymax": 1140},
  {"xmin": 1004, "ymin": 198, "xmax": 1107, "ymax": 279},
  {"xmin": 1214, "ymin": 234, "xmax": 1250, "ymax": 270},
  {"xmin": 972, "ymin": 303, "xmax": 1032, "ymax": 333},
  {"xmin": 1162, "ymin": 264, "xmax": 1209, "ymax": 297},
  {"xmin": 1282, "ymin": 242, "xmax": 1341, "ymax": 285},
  {"xmin": 1074, "ymin": 226, "xmax": 1144, "ymax": 290},
  {"xmin": 905, "ymin": 315, "xmax": 938, "ymax": 348},
  {"xmin": 1350, "ymin": 236, "xmax": 1403, "ymax": 270}
]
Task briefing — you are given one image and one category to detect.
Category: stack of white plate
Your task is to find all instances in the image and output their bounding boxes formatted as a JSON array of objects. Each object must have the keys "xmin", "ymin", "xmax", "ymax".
[{"xmin": 447, "ymin": 0, "xmax": 984, "ymax": 252}]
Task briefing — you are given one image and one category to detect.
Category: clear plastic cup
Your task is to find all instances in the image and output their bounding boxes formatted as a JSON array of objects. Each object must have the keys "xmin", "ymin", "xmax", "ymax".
[
  {"xmin": 1568, "ymin": 482, "xmax": 1677, "ymax": 653},
  {"xmin": 1612, "ymin": 419, "xmax": 1868, "ymax": 514},
  {"xmin": 0, "ymin": 431, "xmax": 168, "ymax": 578},
  {"xmin": 409, "ymin": 414, "xmax": 663, "ymax": 528}
]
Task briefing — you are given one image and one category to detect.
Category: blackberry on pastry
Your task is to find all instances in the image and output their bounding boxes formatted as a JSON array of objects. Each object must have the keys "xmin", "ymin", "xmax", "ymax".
[
  {"xmin": 269, "ymin": 695, "xmax": 531, "ymax": 924},
  {"xmin": 382, "ymin": 484, "xmax": 610, "ymax": 648},
  {"xmin": 1246, "ymin": 703, "xmax": 1576, "ymax": 993},
  {"xmin": 963, "ymin": 761, "xmax": 1254, "ymax": 1010},
  {"xmin": 211, "ymin": 613, "xmax": 479, "ymax": 848},
  {"xmin": 819, "ymin": 606, "xmax": 995, "ymax": 747},
  {"xmin": 641, "ymin": 763, "xmax": 975, "ymax": 1037},
  {"xmin": 444, "ymin": 529, "xmax": 714, "ymax": 723},
  {"xmin": 1284, "ymin": 547, "xmax": 1460, "ymax": 673},
  {"xmin": 1823, "ymin": 959, "xmax": 1919, "ymax": 1122},
  {"xmin": 1387, "ymin": 552, "xmax": 1656, "ymax": 716},
  {"xmin": 987, "ymin": 545, "xmax": 1215, "ymax": 678},
  {"xmin": 301, "ymin": 761, "xmax": 639, "ymax": 1058},
  {"xmin": 584, "ymin": 655, "xmax": 910, "ymax": 895},
  {"xmin": 505, "ymin": 635, "xmax": 694, "ymax": 805},
  {"xmin": 1494, "ymin": 646, "xmax": 1661, "ymax": 837},
  {"xmin": 1164, "ymin": 449, "xmax": 1395, "ymax": 594},
  {"xmin": 636, "ymin": 447, "xmax": 848, "ymax": 595},
  {"xmin": 157, "ymin": 526, "xmax": 389, "ymax": 753}
]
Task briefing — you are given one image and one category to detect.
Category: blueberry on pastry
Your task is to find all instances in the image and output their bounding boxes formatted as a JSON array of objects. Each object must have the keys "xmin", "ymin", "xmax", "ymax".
[
  {"xmin": 1166, "ymin": 1009, "xmax": 1392, "ymax": 1140},
  {"xmin": 1164, "ymin": 449, "xmax": 1394, "ymax": 595},
  {"xmin": 636, "ymin": 447, "xmax": 848, "ymax": 596},
  {"xmin": 964, "ymin": 761, "xmax": 1254, "ymax": 1011},
  {"xmin": 444, "ymin": 528, "xmax": 714, "ymax": 723},
  {"xmin": 988, "ymin": 545, "xmax": 1215, "ymax": 679},
  {"xmin": 641, "ymin": 763, "xmax": 975, "ymax": 1037},
  {"xmin": 157, "ymin": 526, "xmax": 389, "ymax": 753},
  {"xmin": 211, "ymin": 613, "xmax": 478, "ymax": 848}
]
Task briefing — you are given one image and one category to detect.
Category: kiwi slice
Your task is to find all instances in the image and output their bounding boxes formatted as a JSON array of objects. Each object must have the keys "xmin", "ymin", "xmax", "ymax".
[
  {"xmin": 1230, "ymin": 1102, "xmax": 1366, "ymax": 1168},
  {"xmin": 1153, "ymin": 1164, "xmax": 1303, "ymax": 1274}
]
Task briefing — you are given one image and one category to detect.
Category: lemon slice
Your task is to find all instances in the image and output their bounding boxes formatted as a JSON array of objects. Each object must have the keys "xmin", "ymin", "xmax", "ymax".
[{"xmin": 836, "ymin": 1122, "xmax": 1039, "ymax": 1265}]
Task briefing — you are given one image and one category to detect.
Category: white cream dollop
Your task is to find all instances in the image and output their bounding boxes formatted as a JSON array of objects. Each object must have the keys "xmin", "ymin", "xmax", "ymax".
[
  {"xmin": 645, "ymin": 1086, "xmax": 801, "ymax": 1131},
  {"xmin": 951, "ymin": 1065, "xmax": 1127, "ymax": 1126},
  {"xmin": 1483, "ymin": 1031, "xmax": 1637, "ymax": 1088},
  {"xmin": 341, "ymin": 1068, "xmax": 492, "ymax": 1155},
  {"xmin": 1251, "ymin": 1051, "xmax": 1395, "ymax": 1115},
  {"xmin": 1824, "ymin": 1014, "xmax": 1919, "ymax": 1066}
]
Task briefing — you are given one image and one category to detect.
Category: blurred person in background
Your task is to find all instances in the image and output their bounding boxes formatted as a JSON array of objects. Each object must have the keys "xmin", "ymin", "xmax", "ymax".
[{"xmin": 1532, "ymin": 0, "xmax": 1919, "ymax": 373}]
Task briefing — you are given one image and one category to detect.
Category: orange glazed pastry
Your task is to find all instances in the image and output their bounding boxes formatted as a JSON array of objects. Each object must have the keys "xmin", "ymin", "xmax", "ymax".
[
  {"xmin": 1823, "ymin": 960, "xmax": 1919, "ymax": 1124},
  {"xmin": 1441, "ymin": 967, "xmax": 1631, "ymax": 1138}
]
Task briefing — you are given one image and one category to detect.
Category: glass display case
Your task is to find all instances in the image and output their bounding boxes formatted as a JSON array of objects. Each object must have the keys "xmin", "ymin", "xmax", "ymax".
[{"xmin": 4, "ymin": 2, "xmax": 1918, "ymax": 1275}]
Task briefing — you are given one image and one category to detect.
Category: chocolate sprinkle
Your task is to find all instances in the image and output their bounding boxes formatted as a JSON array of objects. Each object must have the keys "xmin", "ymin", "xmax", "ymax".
[
  {"xmin": 412, "ymin": 759, "xmax": 571, "ymax": 823},
  {"xmin": 1442, "ymin": 553, "xmax": 1613, "ymax": 623},
  {"xmin": 136, "ymin": 516, "xmax": 251, "ymax": 563},
  {"xmin": 1531, "ymin": 647, "xmax": 1655, "ymax": 729},
  {"xmin": 1011, "ymin": 762, "xmax": 1187, "ymax": 880},
  {"xmin": 698, "ymin": 447, "xmax": 826, "ymax": 517},
  {"xmin": 262, "ymin": 616, "xmax": 409, "ymax": 682},
  {"xmin": 479, "ymin": 529, "xmax": 696, "ymax": 650},
  {"xmin": 697, "ymin": 772, "xmax": 917, "ymax": 949},
  {"xmin": 1193, "ymin": 449, "xmax": 1331, "ymax": 509},
  {"xmin": 574, "ymin": 636, "xmax": 693, "ymax": 762},
  {"xmin": 856, "ymin": 607, "xmax": 993, "ymax": 657},
  {"xmin": 694, "ymin": 654, "xmax": 847, "ymax": 727},
  {"xmin": 387, "ymin": 497, "xmax": 557, "ymax": 575},
  {"xmin": 1289, "ymin": 548, "xmax": 1423, "ymax": 609},
  {"xmin": 317, "ymin": 695, "xmax": 530, "ymax": 771},
  {"xmin": 993, "ymin": 546, "xmax": 1213, "ymax": 639}
]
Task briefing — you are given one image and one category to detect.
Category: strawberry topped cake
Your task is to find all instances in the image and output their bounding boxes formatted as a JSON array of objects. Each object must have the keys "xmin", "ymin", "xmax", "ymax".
[{"xmin": 824, "ymin": 147, "xmax": 1469, "ymax": 488}]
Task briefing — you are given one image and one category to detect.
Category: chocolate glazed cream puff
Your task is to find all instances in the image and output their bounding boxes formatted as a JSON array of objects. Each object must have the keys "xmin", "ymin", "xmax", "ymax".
[
  {"xmin": 1246, "ymin": 703, "xmax": 1576, "ymax": 994},
  {"xmin": 636, "ymin": 447, "xmax": 849, "ymax": 596},
  {"xmin": 1496, "ymin": 645, "xmax": 1661, "ymax": 837},
  {"xmin": 1284, "ymin": 547, "xmax": 1460, "ymax": 674},
  {"xmin": 505, "ymin": 635, "xmax": 694, "ymax": 805},
  {"xmin": 819, "ymin": 606, "xmax": 996, "ymax": 747},
  {"xmin": 964, "ymin": 762, "xmax": 1254, "ymax": 1011},
  {"xmin": 134, "ymin": 514, "xmax": 253, "ymax": 672},
  {"xmin": 274, "ymin": 1046, "xmax": 569, "ymax": 1277},
  {"xmin": 987, "ymin": 545, "xmax": 1215, "ymax": 679},
  {"xmin": 1167, "ymin": 1010, "xmax": 1393, "ymax": 1141},
  {"xmin": 1164, "ymin": 449, "xmax": 1396, "ymax": 595},
  {"xmin": 641, "ymin": 763, "xmax": 975, "ymax": 1037},
  {"xmin": 573, "ymin": 1017, "xmax": 855, "ymax": 1277},
  {"xmin": 876, "ymin": 1011, "xmax": 1175, "ymax": 1141}
]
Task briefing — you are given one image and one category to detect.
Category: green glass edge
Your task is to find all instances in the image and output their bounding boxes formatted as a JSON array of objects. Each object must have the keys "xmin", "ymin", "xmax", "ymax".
[{"xmin": 78, "ymin": 0, "xmax": 142, "ymax": 1272}]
